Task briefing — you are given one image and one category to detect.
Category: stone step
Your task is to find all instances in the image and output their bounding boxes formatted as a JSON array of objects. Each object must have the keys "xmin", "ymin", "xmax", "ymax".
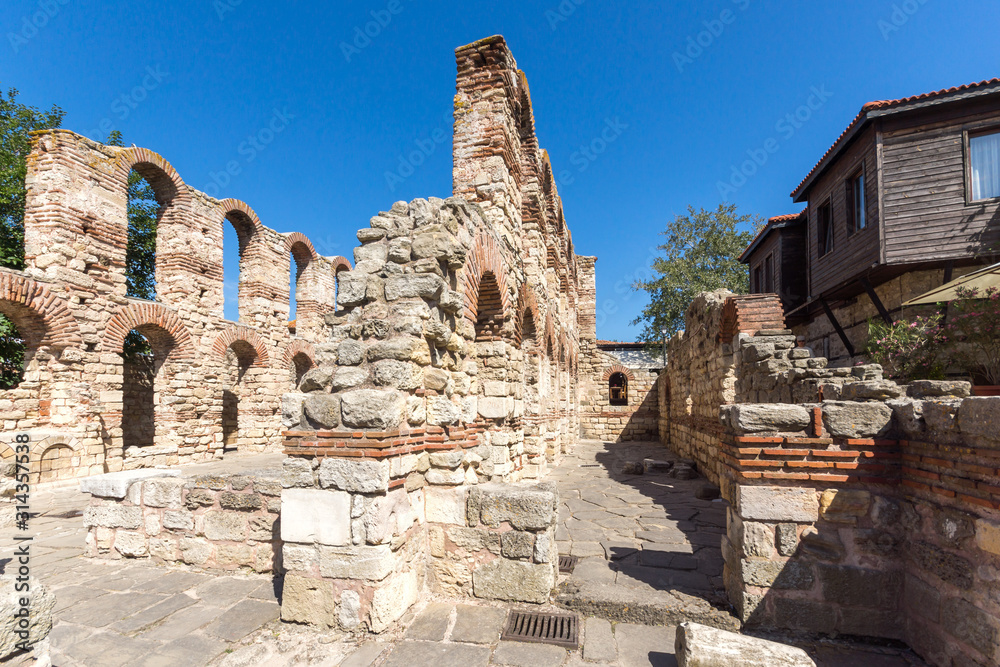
[{"xmin": 554, "ymin": 579, "xmax": 740, "ymax": 631}]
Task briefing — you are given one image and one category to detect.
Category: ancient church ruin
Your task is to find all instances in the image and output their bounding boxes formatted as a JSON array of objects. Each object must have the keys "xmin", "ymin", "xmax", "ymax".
[{"xmin": 7, "ymin": 35, "xmax": 1000, "ymax": 667}]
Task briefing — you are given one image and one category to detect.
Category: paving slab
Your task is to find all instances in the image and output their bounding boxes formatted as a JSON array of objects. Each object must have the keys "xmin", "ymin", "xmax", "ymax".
[
  {"xmin": 61, "ymin": 631, "xmax": 163, "ymax": 667},
  {"xmin": 615, "ymin": 623, "xmax": 677, "ymax": 667},
  {"xmin": 583, "ymin": 617, "xmax": 617, "ymax": 662},
  {"xmin": 134, "ymin": 570, "xmax": 213, "ymax": 594},
  {"xmin": 340, "ymin": 641, "xmax": 390, "ymax": 667},
  {"xmin": 134, "ymin": 633, "xmax": 229, "ymax": 667},
  {"xmin": 203, "ymin": 599, "xmax": 280, "ymax": 642},
  {"xmin": 110, "ymin": 593, "xmax": 198, "ymax": 634},
  {"xmin": 450, "ymin": 604, "xmax": 507, "ymax": 644},
  {"xmin": 195, "ymin": 577, "xmax": 265, "ymax": 608},
  {"xmin": 491, "ymin": 640, "xmax": 568, "ymax": 666},
  {"xmin": 382, "ymin": 640, "xmax": 491, "ymax": 667},
  {"xmin": 406, "ymin": 602, "xmax": 454, "ymax": 641},
  {"xmin": 59, "ymin": 591, "xmax": 166, "ymax": 626},
  {"xmin": 139, "ymin": 604, "xmax": 227, "ymax": 641}
]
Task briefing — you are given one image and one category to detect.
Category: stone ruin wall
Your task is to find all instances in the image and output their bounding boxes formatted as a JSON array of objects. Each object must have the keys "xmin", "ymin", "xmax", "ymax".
[
  {"xmin": 0, "ymin": 130, "xmax": 353, "ymax": 485},
  {"xmin": 579, "ymin": 348, "xmax": 660, "ymax": 443},
  {"xmin": 659, "ymin": 290, "xmax": 1000, "ymax": 667},
  {"xmin": 268, "ymin": 36, "xmax": 589, "ymax": 633}
]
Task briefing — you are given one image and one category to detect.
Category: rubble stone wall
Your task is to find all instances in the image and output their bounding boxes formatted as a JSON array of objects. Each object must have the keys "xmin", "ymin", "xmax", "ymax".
[
  {"xmin": 0, "ymin": 130, "xmax": 351, "ymax": 484},
  {"xmin": 659, "ymin": 289, "xmax": 1000, "ymax": 666},
  {"xmin": 579, "ymin": 350, "xmax": 660, "ymax": 442},
  {"xmin": 83, "ymin": 471, "xmax": 282, "ymax": 573}
]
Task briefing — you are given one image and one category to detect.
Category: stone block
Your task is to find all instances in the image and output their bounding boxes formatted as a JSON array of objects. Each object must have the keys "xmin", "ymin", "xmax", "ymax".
[
  {"xmin": 282, "ymin": 458, "xmax": 314, "ymax": 489},
  {"xmin": 141, "ymin": 477, "xmax": 186, "ymax": 509},
  {"xmin": 0, "ymin": 576, "xmax": 55, "ymax": 659},
  {"xmin": 534, "ymin": 533, "xmax": 552, "ymax": 564},
  {"xmin": 370, "ymin": 569, "xmax": 420, "ymax": 633},
  {"xmin": 722, "ymin": 404, "xmax": 811, "ymax": 433},
  {"xmin": 303, "ymin": 395, "xmax": 341, "ymax": 429},
  {"xmin": 818, "ymin": 489, "xmax": 870, "ymax": 525},
  {"xmin": 472, "ymin": 558, "xmax": 554, "ymax": 604},
  {"xmin": 180, "ymin": 537, "xmax": 213, "ymax": 565},
  {"xmin": 468, "ymin": 483, "xmax": 557, "ymax": 530},
  {"xmin": 941, "ymin": 597, "xmax": 999, "ymax": 660},
  {"xmin": 776, "ymin": 524, "xmax": 798, "ymax": 557},
  {"xmin": 79, "ymin": 470, "xmax": 180, "ymax": 499},
  {"xmin": 298, "ymin": 368, "xmax": 333, "ymax": 393},
  {"xmin": 800, "ymin": 528, "xmax": 844, "ymax": 561},
  {"xmin": 280, "ymin": 574, "xmax": 337, "ymax": 628},
  {"xmin": 911, "ymin": 541, "xmax": 973, "ymax": 590},
  {"xmin": 976, "ymin": 518, "xmax": 1000, "ymax": 556},
  {"xmin": 736, "ymin": 486, "xmax": 818, "ymax": 523},
  {"xmin": 163, "ymin": 510, "xmax": 194, "ymax": 531},
  {"xmin": 281, "ymin": 488, "xmax": 351, "ymax": 546},
  {"xmin": 675, "ymin": 622, "xmax": 816, "ymax": 666},
  {"xmin": 319, "ymin": 545, "xmax": 395, "ymax": 581},
  {"xmin": 769, "ymin": 597, "xmax": 836, "ymax": 633},
  {"xmin": 425, "ymin": 487, "xmax": 468, "ymax": 525},
  {"xmin": 741, "ymin": 559, "xmax": 814, "ymax": 590},
  {"xmin": 339, "ymin": 590, "xmax": 362, "ymax": 630},
  {"xmin": 281, "ymin": 393, "xmax": 309, "ymax": 428},
  {"xmin": 904, "ymin": 574, "xmax": 941, "ymax": 623},
  {"xmin": 84, "ymin": 505, "xmax": 143, "ymax": 530},
  {"xmin": 840, "ymin": 380, "xmax": 904, "ymax": 401},
  {"xmin": 741, "ymin": 522, "xmax": 774, "ymax": 558},
  {"xmin": 907, "ymin": 380, "xmax": 971, "ymax": 399},
  {"xmin": 114, "ymin": 531, "xmax": 148, "ymax": 557},
  {"xmin": 477, "ymin": 397, "xmax": 513, "ymax": 420},
  {"xmin": 384, "ymin": 274, "xmax": 444, "ymax": 301},
  {"xmin": 219, "ymin": 492, "xmax": 264, "ymax": 512},
  {"xmin": 318, "ymin": 458, "xmax": 390, "ymax": 494},
  {"xmin": 821, "ymin": 401, "xmax": 893, "ymax": 439},
  {"xmin": 340, "ymin": 389, "xmax": 405, "ymax": 430},
  {"xmin": 959, "ymin": 397, "xmax": 1000, "ymax": 445},
  {"xmin": 501, "ymin": 531, "xmax": 535, "ymax": 559},
  {"xmin": 203, "ymin": 511, "xmax": 248, "ymax": 542},
  {"xmin": 338, "ymin": 339, "xmax": 365, "ymax": 366},
  {"xmin": 817, "ymin": 564, "xmax": 901, "ymax": 608},
  {"xmin": 282, "ymin": 544, "xmax": 318, "ymax": 572}
]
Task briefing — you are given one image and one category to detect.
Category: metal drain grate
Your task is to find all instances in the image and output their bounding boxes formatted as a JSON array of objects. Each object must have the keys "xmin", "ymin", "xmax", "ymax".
[
  {"xmin": 558, "ymin": 555, "xmax": 579, "ymax": 574},
  {"xmin": 501, "ymin": 610, "xmax": 579, "ymax": 649}
]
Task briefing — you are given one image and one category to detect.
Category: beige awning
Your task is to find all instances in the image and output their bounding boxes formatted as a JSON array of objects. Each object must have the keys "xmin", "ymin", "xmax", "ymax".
[{"xmin": 903, "ymin": 262, "xmax": 1000, "ymax": 306}]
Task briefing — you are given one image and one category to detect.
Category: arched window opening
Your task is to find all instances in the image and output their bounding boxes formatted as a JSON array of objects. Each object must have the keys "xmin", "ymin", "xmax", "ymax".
[
  {"xmin": 289, "ymin": 243, "xmax": 312, "ymax": 325},
  {"xmin": 521, "ymin": 309, "xmax": 537, "ymax": 352},
  {"xmin": 223, "ymin": 211, "xmax": 255, "ymax": 322},
  {"xmin": 334, "ymin": 265, "xmax": 349, "ymax": 314},
  {"xmin": 39, "ymin": 445, "xmax": 75, "ymax": 483},
  {"xmin": 223, "ymin": 341, "xmax": 257, "ymax": 452},
  {"xmin": 290, "ymin": 352, "xmax": 313, "ymax": 389},
  {"xmin": 122, "ymin": 331, "xmax": 156, "ymax": 449},
  {"xmin": 609, "ymin": 372, "xmax": 628, "ymax": 406},
  {"xmin": 475, "ymin": 272, "xmax": 505, "ymax": 341},
  {"xmin": 125, "ymin": 169, "xmax": 161, "ymax": 301},
  {"xmin": 0, "ymin": 314, "xmax": 25, "ymax": 389}
]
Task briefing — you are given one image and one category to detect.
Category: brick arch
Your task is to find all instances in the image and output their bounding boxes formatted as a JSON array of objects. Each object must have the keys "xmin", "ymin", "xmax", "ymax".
[
  {"xmin": 543, "ymin": 313, "xmax": 557, "ymax": 358},
  {"xmin": 602, "ymin": 365, "xmax": 635, "ymax": 383},
  {"xmin": 114, "ymin": 147, "xmax": 189, "ymax": 206},
  {"xmin": 212, "ymin": 326, "xmax": 270, "ymax": 368},
  {"xmin": 102, "ymin": 302, "xmax": 194, "ymax": 358},
  {"xmin": 219, "ymin": 200, "xmax": 265, "ymax": 256},
  {"xmin": 462, "ymin": 233, "xmax": 511, "ymax": 324},
  {"xmin": 330, "ymin": 256, "xmax": 353, "ymax": 273},
  {"xmin": 516, "ymin": 287, "xmax": 542, "ymax": 348},
  {"xmin": 0, "ymin": 271, "xmax": 81, "ymax": 350},
  {"xmin": 282, "ymin": 340, "xmax": 316, "ymax": 368},
  {"xmin": 285, "ymin": 232, "xmax": 319, "ymax": 263}
]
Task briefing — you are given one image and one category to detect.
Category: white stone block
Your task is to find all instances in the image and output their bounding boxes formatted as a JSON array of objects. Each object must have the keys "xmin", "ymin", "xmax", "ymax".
[
  {"xmin": 281, "ymin": 488, "xmax": 351, "ymax": 547},
  {"xmin": 736, "ymin": 485, "xmax": 818, "ymax": 523},
  {"xmin": 424, "ymin": 487, "xmax": 468, "ymax": 525},
  {"xmin": 79, "ymin": 469, "xmax": 180, "ymax": 499}
]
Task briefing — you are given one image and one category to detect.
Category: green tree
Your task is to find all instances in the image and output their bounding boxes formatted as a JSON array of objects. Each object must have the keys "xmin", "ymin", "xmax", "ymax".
[
  {"xmin": 105, "ymin": 130, "xmax": 158, "ymax": 301},
  {"xmin": 0, "ymin": 87, "xmax": 64, "ymax": 270},
  {"xmin": 633, "ymin": 203, "xmax": 761, "ymax": 340}
]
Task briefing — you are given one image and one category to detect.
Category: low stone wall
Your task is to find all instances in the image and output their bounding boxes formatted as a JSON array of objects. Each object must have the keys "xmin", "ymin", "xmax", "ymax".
[
  {"xmin": 82, "ymin": 469, "xmax": 282, "ymax": 573},
  {"xmin": 278, "ymin": 435, "xmax": 559, "ymax": 633},
  {"xmin": 659, "ymin": 290, "xmax": 1000, "ymax": 666}
]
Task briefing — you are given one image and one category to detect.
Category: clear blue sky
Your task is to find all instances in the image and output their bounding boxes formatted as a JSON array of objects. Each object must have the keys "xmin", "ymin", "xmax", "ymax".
[{"xmin": 5, "ymin": 0, "xmax": 999, "ymax": 340}]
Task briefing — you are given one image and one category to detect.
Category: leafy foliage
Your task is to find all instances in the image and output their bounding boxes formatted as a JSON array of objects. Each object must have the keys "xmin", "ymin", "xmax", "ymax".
[
  {"xmin": 0, "ymin": 87, "xmax": 64, "ymax": 270},
  {"xmin": 105, "ymin": 131, "xmax": 158, "ymax": 301},
  {"xmin": 865, "ymin": 315, "xmax": 946, "ymax": 383},
  {"xmin": 633, "ymin": 204, "xmax": 761, "ymax": 340},
  {"xmin": 0, "ymin": 315, "xmax": 24, "ymax": 389}
]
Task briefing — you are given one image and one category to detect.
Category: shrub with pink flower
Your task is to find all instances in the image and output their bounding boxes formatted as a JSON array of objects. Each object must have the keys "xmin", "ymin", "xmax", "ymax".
[{"xmin": 865, "ymin": 314, "xmax": 946, "ymax": 382}]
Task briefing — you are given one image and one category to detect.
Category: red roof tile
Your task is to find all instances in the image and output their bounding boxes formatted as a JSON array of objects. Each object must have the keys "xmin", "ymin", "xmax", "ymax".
[{"xmin": 791, "ymin": 78, "xmax": 1000, "ymax": 200}]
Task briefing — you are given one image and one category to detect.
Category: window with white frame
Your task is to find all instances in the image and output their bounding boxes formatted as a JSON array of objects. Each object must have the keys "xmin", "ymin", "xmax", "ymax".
[{"xmin": 971, "ymin": 130, "xmax": 1000, "ymax": 201}]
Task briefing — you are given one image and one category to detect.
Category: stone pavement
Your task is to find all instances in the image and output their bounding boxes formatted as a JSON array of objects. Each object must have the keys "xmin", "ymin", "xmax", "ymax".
[
  {"xmin": 548, "ymin": 440, "xmax": 736, "ymax": 629},
  {"xmin": 3, "ymin": 445, "xmax": 928, "ymax": 666}
]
